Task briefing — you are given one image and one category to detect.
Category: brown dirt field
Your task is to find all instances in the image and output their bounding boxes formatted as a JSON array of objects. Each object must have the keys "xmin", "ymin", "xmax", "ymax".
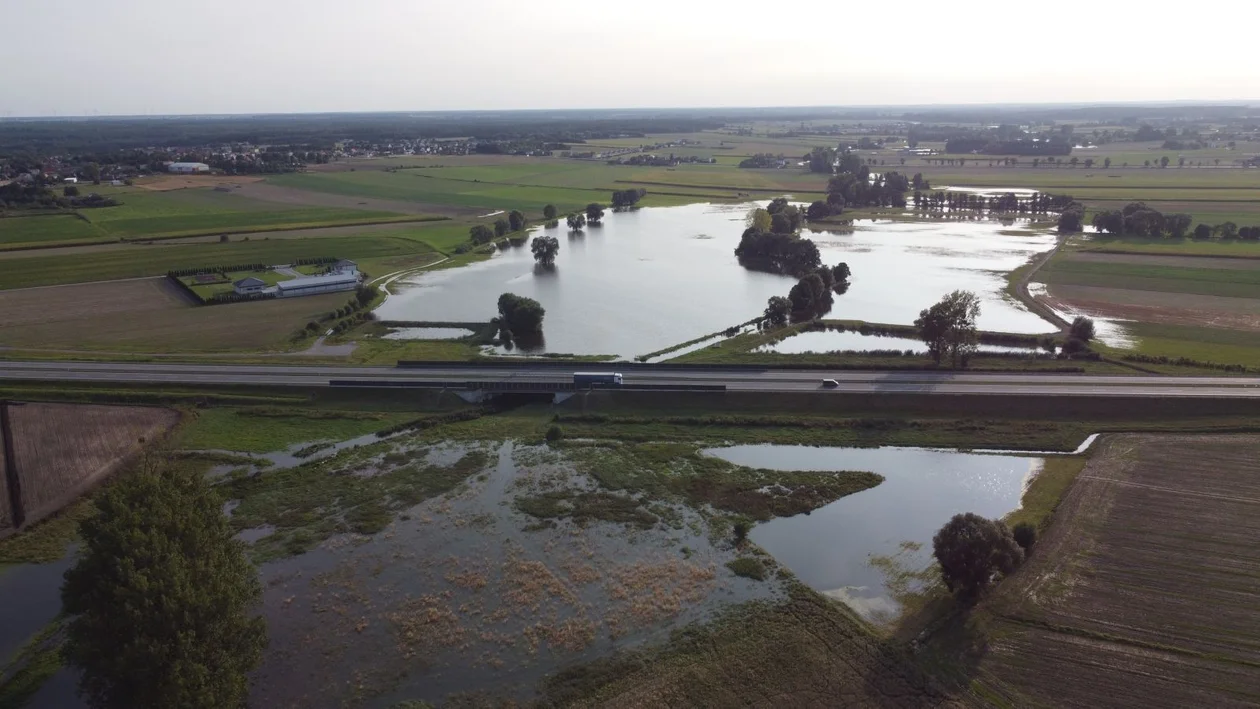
[
  {"xmin": 0, "ymin": 428, "xmax": 10, "ymax": 532},
  {"xmin": 1040, "ymin": 284, "xmax": 1260, "ymax": 331},
  {"xmin": 974, "ymin": 434, "xmax": 1260, "ymax": 708},
  {"xmin": 1061, "ymin": 251, "xmax": 1260, "ymax": 270},
  {"xmin": 0, "ymin": 278, "xmax": 346, "ymax": 352},
  {"xmin": 7, "ymin": 402, "xmax": 179, "ymax": 526},
  {"xmin": 238, "ymin": 180, "xmax": 481, "ymax": 217},
  {"xmin": 135, "ymin": 175, "xmax": 264, "ymax": 191}
]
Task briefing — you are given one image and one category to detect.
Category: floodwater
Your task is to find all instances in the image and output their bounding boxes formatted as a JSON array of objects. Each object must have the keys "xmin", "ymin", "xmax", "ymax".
[
  {"xmin": 1028, "ymin": 282, "xmax": 1136, "ymax": 348},
  {"xmin": 383, "ymin": 327, "xmax": 475, "ymax": 340},
  {"xmin": 376, "ymin": 203, "xmax": 1059, "ymax": 358},
  {"xmin": 0, "ymin": 553, "xmax": 74, "ymax": 660},
  {"xmin": 762, "ymin": 330, "xmax": 1045, "ymax": 355},
  {"xmin": 249, "ymin": 441, "xmax": 778, "ymax": 708},
  {"xmin": 703, "ymin": 444, "xmax": 1042, "ymax": 622}
]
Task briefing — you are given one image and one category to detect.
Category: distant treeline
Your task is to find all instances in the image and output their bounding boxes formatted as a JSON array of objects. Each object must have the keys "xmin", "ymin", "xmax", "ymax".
[
  {"xmin": 944, "ymin": 138, "xmax": 1071, "ymax": 156},
  {"xmin": 1091, "ymin": 203, "xmax": 1259, "ymax": 240},
  {"xmin": 913, "ymin": 191, "xmax": 1076, "ymax": 214},
  {"xmin": 0, "ymin": 112, "xmax": 727, "ymax": 157}
]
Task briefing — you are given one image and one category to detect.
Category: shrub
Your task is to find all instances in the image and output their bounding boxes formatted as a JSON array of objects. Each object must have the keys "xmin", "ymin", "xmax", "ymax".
[
  {"xmin": 933, "ymin": 512, "xmax": 1024, "ymax": 599},
  {"xmin": 1012, "ymin": 521, "xmax": 1037, "ymax": 552},
  {"xmin": 1069, "ymin": 315, "xmax": 1096, "ymax": 342},
  {"xmin": 1062, "ymin": 337, "xmax": 1089, "ymax": 354},
  {"xmin": 726, "ymin": 557, "xmax": 766, "ymax": 581},
  {"xmin": 732, "ymin": 519, "xmax": 751, "ymax": 547},
  {"xmin": 545, "ymin": 425, "xmax": 563, "ymax": 443}
]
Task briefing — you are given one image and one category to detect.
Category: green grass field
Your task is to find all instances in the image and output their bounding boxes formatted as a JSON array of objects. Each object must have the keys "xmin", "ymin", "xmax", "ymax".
[
  {"xmin": 78, "ymin": 189, "xmax": 422, "ymax": 238},
  {"xmin": 1038, "ymin": 257, "xmax": 1260, "ymax": 299},
  {"xmin": 0, "ymin": 235, "xmax": 438, "ymax": 290},
  {"xmin": 0, "ymin": 214, "xmax": 108, "ymax": 246}
]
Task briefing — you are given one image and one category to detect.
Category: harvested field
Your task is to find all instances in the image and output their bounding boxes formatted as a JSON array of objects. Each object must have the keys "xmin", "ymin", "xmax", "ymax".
[
  {"xmin": 4, "ymin": 402, "xmax": 179, "ymax": 528},
  {"xmin": 136, "ymin": 174, "xmax": 264, "ymax": 191},
  {"xmin": 236, "ymin": 180, "xmax": 478, "ymax": 217},
  {"xmin": 1038, "ymin": 283, "xmax": 1260, "ymax": 331},
  {"xmin": 0, "ymin": 278, "xmax": 346, "ymax": 352},
  {"xmin": 973, "ymin": 434, "xmax": 1260, "ymax": 708}
]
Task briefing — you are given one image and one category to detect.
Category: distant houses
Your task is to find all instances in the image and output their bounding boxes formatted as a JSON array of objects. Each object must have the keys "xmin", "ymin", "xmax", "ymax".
[{"xmin": 232, "ymin": 277, "xmax": 267, "ymax": 295}]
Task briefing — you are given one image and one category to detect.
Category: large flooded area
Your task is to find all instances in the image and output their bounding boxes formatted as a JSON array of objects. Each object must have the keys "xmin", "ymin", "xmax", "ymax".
[
  {"xmin": 376, "ymin": 203, "xmax": 1059, "ymax": 357},
  {"xmin": 704, "ymin": 444, "xmax": 1042, "ymax": 622}
]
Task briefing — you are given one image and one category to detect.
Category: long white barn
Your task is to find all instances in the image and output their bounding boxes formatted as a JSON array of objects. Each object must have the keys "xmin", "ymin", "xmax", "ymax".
[{"xmin": 275, "ymin": 272, "xmax": 358, "ymax": 297}]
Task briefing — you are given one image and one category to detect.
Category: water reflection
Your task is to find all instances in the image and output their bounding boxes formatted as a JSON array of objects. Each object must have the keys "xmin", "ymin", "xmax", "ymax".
[
  {"xmin": 762, "ymin": 330, "xmax": 1044, "ymax": 355},
  {"xmin": 377, "ymin": 203, "xmax": 1060, "ymax": 358},
  {"xmin": 703, "ymin": 444, "xmax": 1041, "ymax": 621}
]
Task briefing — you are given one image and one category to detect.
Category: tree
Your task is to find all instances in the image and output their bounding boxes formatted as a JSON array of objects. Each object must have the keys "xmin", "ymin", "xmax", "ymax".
[
  {"xmin": 543, "ymin": 204, "xmax": 558, "ymax": 220},
  {"xmin": 1069, "ymin": 316, "xmax": 1096, "ymax": 342},
  {"xmin": 914, "ymin": 290, "xmax": 981, "ymax": 368},
  {"xmin": 808, "ymin": 146, "xmax": 836, "ymax": 173},
  {"xmin": 1104, "ymin": 157, "xmax": 1112, "ymax": 169},
  {"xmin": 1216, "ymin": 222, "xmax": 1239, "ymax": 239},
  {"xmin": 508, "ymin": 209, "xmax": 527, "ymax": 231},
  {"xmin": 469, "ymin": 224, "xmax": 495, "ymax": 244},
  {"xmin": 64, "ymin": 185, "xmax": 80, "ymax": 197},
  {"xmin": 62, "ymin": 462, "xmax": 266, "ymax": 709},
  {"xmin": 565, "ymin": 213, "xmax": 586, "ymax": 230},
  {"xmin": 494, "ymin": 218, "xmax": 510, "ymax": 237},
  {"xmin": 932, "ymin": 513, "xmax": 1024, "ymax": 599},
  {"xmin": 531, "ymin": 235, "xmax": 559, "ymax": 266},
  {"xmin": 84, "ymin": 162, "xmax": 101, "ymax": 183},
  {"xmin": 1011, "ymin": 522, "xmax": 1037, "ymax": 553},
  {"xmin": 788, "ymin": 273, "xmax": 831, "ymax": 317},
  {"xmin": 1159, "ymin": 156, "xmax": 1170, "ymax": 168},
  {"xmin": 1057, "ymin": 202, "xmax": 1085, "ymax": 234},
  {"xmin": 763, "ymin": 296, "xmax": 791, "ymax": 327},
  {"xmin": 545, "ymin": 425, "xmax": 564, "ymax": 443},
  {"xmin": 745, "ymin": 207, "xmax": 772, "ymax": 232},
  {"xmin": 497, "ymin": 293, "xmax": 545, "ymax": 335},
  {"xmin": 1193, "ymin": 223, "xmax": 1213, "ymax": 239},
  {"xmin": 770, "ymin": 212, "xmax": 793, "ymax": 234},
  {"xmin": 806, "ymin": 200, "xmax": 831, "ymax": 220},
  {"xmin": 585, "ymin": 202, "xmax": 605, "ymax": 224}
]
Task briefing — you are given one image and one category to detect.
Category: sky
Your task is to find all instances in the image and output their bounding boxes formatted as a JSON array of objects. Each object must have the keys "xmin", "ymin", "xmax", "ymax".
[{"xmin": 3, "ymin": 0, "xmax": 1258, "ymax": 117}]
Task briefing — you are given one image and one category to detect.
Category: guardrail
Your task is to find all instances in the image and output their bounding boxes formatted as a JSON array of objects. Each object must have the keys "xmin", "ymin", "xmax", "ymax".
[{"xmin": 328, "ymin": 379, "xmax": 726, "ymax": 392}]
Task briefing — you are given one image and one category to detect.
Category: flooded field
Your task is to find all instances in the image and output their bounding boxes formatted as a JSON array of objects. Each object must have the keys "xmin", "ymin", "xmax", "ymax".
[
  {"xmin": 382, "ymin": 327, "xmax": 475, "ymax": 340},
  {"xmin": 376, "ymin": 203, "xmax": 1059, "ymax": 358},
  {"xmin": 704, "ymin": 444, "xmax": 1041, "ymax": 622},
  {"xmin": 762, "ymin": 330, "xmax": 1045, "ymax": 355}
]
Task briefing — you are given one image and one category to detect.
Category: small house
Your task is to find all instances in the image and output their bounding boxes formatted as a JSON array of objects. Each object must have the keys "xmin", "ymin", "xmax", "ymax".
[
  {"xmin": 331, "ymin": 259, "xmax": 358, "ymax": 276},
  {"xmin": 233, "ymin": 276, "xmax": 267, "ymax": 295}
]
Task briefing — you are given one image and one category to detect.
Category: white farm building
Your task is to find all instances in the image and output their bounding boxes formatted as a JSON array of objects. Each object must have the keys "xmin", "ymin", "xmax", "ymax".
[
  {"xmin": 167, "ymin": 162, "xmax": 211, "ymax": 174},
  {"xmin": 276, "ymin": 272, "xmax": 359, "ymax": 298}
]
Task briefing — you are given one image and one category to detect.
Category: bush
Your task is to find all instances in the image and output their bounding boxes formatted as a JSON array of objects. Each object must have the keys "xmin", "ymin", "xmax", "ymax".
[
  {"xmin": 1069, "ymin": 315, "xmax": 1096, "ymax": 342},
  {"xmin": 545, "ymin": 425, "xmax": 563, "ymax": 443},
  {"xmin": 933, "ymin": 512, "xmax": 1024, "ymax": 599},
  {"xmin": 1062, "ymin": 337, "xmax": 1089, "ymax": 354},
  {"xmin": 1012, "ymin": 521, "xmax": 1037, "ymax": 552},
  {"xmin": 732, "ymin": 519, "xmax": 751, "ymax": 547},
  {"xmin": 726, "ymin": 557, "xmax": 766, "ymax": 581}
]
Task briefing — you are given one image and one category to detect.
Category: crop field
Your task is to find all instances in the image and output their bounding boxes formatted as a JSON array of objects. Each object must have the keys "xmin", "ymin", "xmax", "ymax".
[
  {"xmin": 1037, "ymin": 255, "xmax": 1260, "ymax": 299},
  {"xmin": 78, "ymin": 188, "xmax": 417, "ymax": 239},
  {"xmin": 0, "ymin": 278, "xmax": 349, "ymax": 352},
  {"xmin": 0, "ymin": 234, "xmax": 437, "ymax": 290},
  {"xmin": 971, "ymin": 434, "xmax": 1260, "ymax": 708},
  {"xmin": 5, "ymin": 402, "xmax": 179, "ymax": 526},
  {"xmin": 0, "ymin": 215, "xmax": 106, "ymax": 246}
]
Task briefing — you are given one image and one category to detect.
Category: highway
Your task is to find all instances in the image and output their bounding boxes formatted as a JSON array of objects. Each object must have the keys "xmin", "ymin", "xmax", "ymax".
[{"xmin": 3, "ymin": 360, "xmax": 1260, "ymax": 398}]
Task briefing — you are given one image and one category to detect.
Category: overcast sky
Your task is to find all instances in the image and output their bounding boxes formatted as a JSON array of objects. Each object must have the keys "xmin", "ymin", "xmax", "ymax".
[{"xmin": 3, "ymin": 0, "xmax": 1257, "ymax": 117}]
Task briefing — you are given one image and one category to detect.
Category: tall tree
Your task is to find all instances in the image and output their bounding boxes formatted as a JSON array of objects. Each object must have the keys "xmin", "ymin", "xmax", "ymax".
[
  {"xmin": 763, "ymin": 296, "xmax": 791, "ymax": 327},
  {"xmin": 61, "ymin": 463, "xmax": 266, "ymax": 709},
  {"xmin": 531, "ymin": 235, "xmax": 559, "ymax": 266},
  {"xmin": 542, "ymin": 204, "xmax": 558, "ymax": 220},
  {"xmin": 585, "ymin": 202, "xmax": 605, "ymax": 224},
  {"xmin": 508, "ymin": 209, "xmax": 527, "ymax": 231},
  {"xmin": 494, "ymin": 218, "xmax": 510, "ymax": 237},
  {"xmin": 914, "ymin": 290, "xmax": 981, "ymax": 368},
  {"xmin": 469, "ymin": 224, "xmax": 495, "ymax": 244},
  {"xmin": 565, "ymin": 213, "xmax": 586, "ymax": 230},
  {"xmin": 933, "ymin": 513, "xmax": 1024, "ymax": 599},
  {"xmin": 745, "ymin": 207, "xmax": 772, "ymax": 232}
]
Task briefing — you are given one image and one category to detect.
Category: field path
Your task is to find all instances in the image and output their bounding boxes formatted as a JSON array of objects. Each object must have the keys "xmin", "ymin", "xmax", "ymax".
[
  {"xmin": 238, "ymin": 180, "xmax": 484, "ymax": 218},
  {"xmin": 1017, "ymin": 236, "xmax": 1071, "ymax": 334}
]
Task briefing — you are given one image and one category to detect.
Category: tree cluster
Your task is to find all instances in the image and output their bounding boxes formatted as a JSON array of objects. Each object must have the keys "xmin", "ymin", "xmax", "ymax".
[
  {"xmin": 944, "ymin": 137, "xmax": 1072, "ymax": 156},
  {"xmin": 611, "ymin": 188, "xmax": 647, "ymax": 209},
  {"xmin": 824, "ymin": 161, "xmax": 910, "ymax": 211},
  {"xmin": 735, "ymin": 229, "xmax": 820, "ymax": 277},
  {"xmin": 1091, "ymin": 202, "xmax": 1258, "ymax": 240},
  {"xmin": 913, "ymin": 191, "xmax": 1075, "ymax": 214},
  {"xmin": 915, "ymin": 290, "xmax": 980, "ymax": 368},
  {"xmin": 764, "ymin": 263, "xmax": 851, "ymax": 325},
  {"xmin": 496, "ymin": 292, "xmax": 545, "ymax": 338},
  {"xmin": 1057, "ymin": 201, "xmax": 1086, "ymax": 233}
]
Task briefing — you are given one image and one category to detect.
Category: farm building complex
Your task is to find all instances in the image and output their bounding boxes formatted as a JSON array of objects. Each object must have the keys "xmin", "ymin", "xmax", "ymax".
[
  {"xmin": 276, "ymin": 272, "xmax": 358, "ymax": 297},
  {"xmin": 167, "ymin": 162, "xmax": 211, "ymax": 174}
]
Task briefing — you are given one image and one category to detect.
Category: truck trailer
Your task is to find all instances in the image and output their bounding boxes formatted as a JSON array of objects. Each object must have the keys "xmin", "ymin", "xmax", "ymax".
[{"xmin": 573, "ymin": 372, "xmax": 623, "ymax": 387}]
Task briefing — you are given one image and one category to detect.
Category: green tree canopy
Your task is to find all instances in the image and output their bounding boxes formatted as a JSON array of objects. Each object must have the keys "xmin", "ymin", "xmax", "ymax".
[
  {"xmin": 585, "ymin": 203, "xmax": 605, "ymax": 224},
  {"xmin": 565, "ymin": 213, "xmax": 586, "ymax": 230},
  {"xmin": 61, "ymin": 463, "xmax": 266, "ymax": 709},
  {"xmin": 745, "ymin": 207, "xmax": 772, "ymax": 232},
  {"xmin": 469, "ymin": 224, "xmax": 495, "ymax": 244},
  {"xmin": 531, "ymin": 235, "xmax": 560, "ymax": 266},
  {"xmin": 915, "ymin": 290, "xmax": 981, "ymax": 368},
  {"xmin": 543, "ymin": 204, "xmax": 558, "ymax": 220},
  {"xmin": 494, "ymin": 218, "xmax": 510, "ymax": 237},
  {"xmin": 497, "ymin": 292, "xmax": 545, "ymax": 335},
  {"xmin": 508, "ymin": 209, "xmax": 527, "ymax": 231},
  {"xmin": 933, "ymin": 512, "xmax": 1024, "ymax": 599},
  {"xmin": 763, "ymin": 296, "xmax": 791, "ymax": 327}
]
